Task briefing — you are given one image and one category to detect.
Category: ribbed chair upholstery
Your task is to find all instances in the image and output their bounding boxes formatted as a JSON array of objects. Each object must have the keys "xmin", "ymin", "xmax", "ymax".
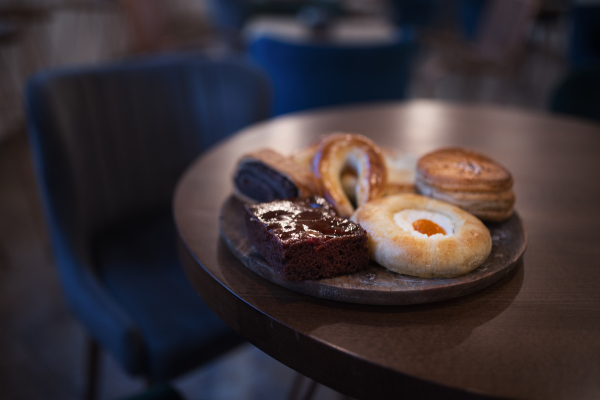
[
  {"xmin": 24, "ymin": 54, "xmax": 271, "ymax": 390},
  {"xmin": 249, "ymin": 34, "xmax": 417, "ymax": 116},
  {"xmin": 549, "ymin": 63, "xmax": 600, "ymax": 123}
]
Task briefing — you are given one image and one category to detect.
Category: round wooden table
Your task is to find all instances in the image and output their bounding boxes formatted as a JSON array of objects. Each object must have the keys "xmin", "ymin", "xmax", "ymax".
[{"xmin": 174, "ymin": 100, "xmax": 600, "ymax": 399}]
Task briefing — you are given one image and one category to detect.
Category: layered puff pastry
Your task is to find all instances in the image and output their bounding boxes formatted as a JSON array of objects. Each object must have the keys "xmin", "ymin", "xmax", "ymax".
[
  {"xmin": 383, "ymin": 149, "xmax": 417, "ymax": 195},
  {"xmin": 415, "ymin": 148, "xmax": 515, "ymax": 222},
  {"xmin": 233, "ymin": 149, "xmax": 319, "ymax": 204},
  {"xmin": 351, "ymin": 194, "xmax": 492, "ymax": 278}
]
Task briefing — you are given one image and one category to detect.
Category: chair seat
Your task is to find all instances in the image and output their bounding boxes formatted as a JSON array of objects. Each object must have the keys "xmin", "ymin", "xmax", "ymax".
[{"xmin": 94, "ymin": 209, "xmax": 244, "ymax": 381}]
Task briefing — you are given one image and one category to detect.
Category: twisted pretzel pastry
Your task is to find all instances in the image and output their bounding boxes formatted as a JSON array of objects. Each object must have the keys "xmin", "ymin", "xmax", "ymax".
[
  {"xmin": 313, "ymin": 133, "xmax": 387, "ymax": 218},
  {"xmin": 352, "ymin": 193, "xmax": 492, "ymax": 278}
]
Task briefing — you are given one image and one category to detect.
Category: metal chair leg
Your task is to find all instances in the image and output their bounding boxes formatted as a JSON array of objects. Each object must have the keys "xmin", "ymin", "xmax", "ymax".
[
  {"xmin": 287, "ymin": 372, "xmax": 305, "ymax": 400},
  {"xmin": 287, "ymin": 372, "xmax": 319, "ymax": 400},
  {"xmin": 85, "ymin": 337, "xmax": 100, "ymax": 400},
  {"xmin": 301, "ymin": 379, "xmax": 318, "ymax": 400}
]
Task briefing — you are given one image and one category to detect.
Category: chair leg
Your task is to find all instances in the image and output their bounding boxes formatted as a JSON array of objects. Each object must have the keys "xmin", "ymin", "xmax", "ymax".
[
  {"xmin": 301, "ymin": 379, "xmax": 318, "ymax": 400},
  {"xmin": 287, "ymin": 372, "xmax": 319, "ymax": 400},
  {"xmin": 85, "ymin": 337, "xmax": 100, "ymax": 400},
  {"xmin": 287, "ymin": 372, "xmax": 305, "ymax": 400}
]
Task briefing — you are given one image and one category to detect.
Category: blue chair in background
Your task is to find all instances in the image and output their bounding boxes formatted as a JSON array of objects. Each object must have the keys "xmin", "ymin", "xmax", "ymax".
[
  {"xmin": 458, "ymin": 0, "xmax": 489, "ymax": 40},
  {"xmin": 25, "ymin": 54, "xmax": 270, "ymax": 398},
  {"xmin": 205, "ymin": 0, "xmax": 343, "ymax": 30},
  {"xmin": 249, "ymin": 34, "xmax": 417, "ymax": 115},
  {"xmin": 205, "ymin": 0, "xmax": 250, "ymax": 33},
  {"xmin": 389, "ymin": 0, "xmax": 439, "ymax": 29},
  {"xmin": 549, "ymin": 63, "xmax": 600, "ymax": 123},
  {"xmin": 388, "ymin": 0, "xmax": 488, "ymax": 40},
  {"xmin": 205, "ymin": 0, "xmax": 344, "ymax": 48},
  {"xmin": 567, "ymin": 4, "xmax": 600, "ymax": 69}
]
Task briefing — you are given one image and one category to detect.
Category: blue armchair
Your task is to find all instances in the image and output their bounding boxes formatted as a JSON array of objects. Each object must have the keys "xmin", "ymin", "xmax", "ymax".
[
  {"xmin": 25, "ymin": 54, "xmax": 270, "ymax": 397},
  {"xmin": 249, "ymin": 34, "xmax": 417, "ymax": 115}
]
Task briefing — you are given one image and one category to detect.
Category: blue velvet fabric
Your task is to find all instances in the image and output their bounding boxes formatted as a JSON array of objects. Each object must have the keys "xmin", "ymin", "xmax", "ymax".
[
  {"xmin": 95, "ymin": 210, "xmax": 242, "ymax": 380},
  {"xmin": 549, "ymin": 63, "xmax": 600, "ymax": 124},
  {"xmin": 567, "ymin": 5, "xmax": 600, "ymax": 69},
  {"xmin": 25, "ymin": 54, "xmax": 270, "ymax": 381},
  {"xmin": 249, "ymin": 34, "xmax": 417, "ymax": 116}
]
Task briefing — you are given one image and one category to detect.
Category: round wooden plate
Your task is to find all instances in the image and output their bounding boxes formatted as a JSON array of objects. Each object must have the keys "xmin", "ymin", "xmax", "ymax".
[{"xmin": 219, "ymin": 196, "xmax": 527, "ymax": 305}]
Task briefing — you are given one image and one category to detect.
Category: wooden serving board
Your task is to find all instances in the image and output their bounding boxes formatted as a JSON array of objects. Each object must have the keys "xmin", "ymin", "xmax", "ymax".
[{"xmin": 219, "ymin": 196, "xmax": 527, "ymax": 305}]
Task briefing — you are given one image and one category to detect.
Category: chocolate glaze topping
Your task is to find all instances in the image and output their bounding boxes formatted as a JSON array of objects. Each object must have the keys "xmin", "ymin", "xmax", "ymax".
[{"xmin": 248, "ymin": 197, "xmax": 363, "ymax": 242}]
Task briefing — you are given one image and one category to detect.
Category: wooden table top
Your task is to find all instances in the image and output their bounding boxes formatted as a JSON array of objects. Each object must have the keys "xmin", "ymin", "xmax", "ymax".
[{"xmin": 174, "ymin": 100, "xmax": 600, "ymax": 400}]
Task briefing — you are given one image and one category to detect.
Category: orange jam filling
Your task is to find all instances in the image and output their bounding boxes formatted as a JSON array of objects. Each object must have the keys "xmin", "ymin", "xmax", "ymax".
[{"xmin": 412, "ymin": 219, "xmax": 446, "ymax": 236}]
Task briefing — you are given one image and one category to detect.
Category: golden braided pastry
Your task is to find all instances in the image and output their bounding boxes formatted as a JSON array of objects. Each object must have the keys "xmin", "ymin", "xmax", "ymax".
[{"xmin": 313, "ymin": 133, "xmax": 387, "ymax": 217}]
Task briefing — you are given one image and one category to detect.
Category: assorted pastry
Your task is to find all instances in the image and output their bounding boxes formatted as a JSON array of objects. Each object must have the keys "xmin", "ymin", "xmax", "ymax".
[
  {"xmin": 244, "ymin": 196, "xmax": 369, "ymax": 281},
  {"xmin": 312, "ymin": 133, "xmax": 387, "ymax": 218},
  {"xmin": 351, "ymin": 194, "xmax": 491, "ymax": 278},
  {"xmin": 415, "ymin": 148, "xmax": 515, "ymax": 222},
  {"xmin": 231, "ymin": 133, "xmax": 515, "ymax": 281},
  {"xmin": 233, "ymin": 148, "xmax": 319, "ymax": 204}
]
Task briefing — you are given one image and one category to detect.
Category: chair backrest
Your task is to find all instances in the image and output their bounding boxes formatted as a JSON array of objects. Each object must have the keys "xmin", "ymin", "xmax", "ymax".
[
  {"xmin": 205, "ymin": 0, "xmax": 250, "ymax": 32},
  {"xmin": 26, "ymin": 54, "xmax": 270, "ymax": 255},
  {"xmin": 249, "ymin": 34, "xmax": 417, "ymax": 115},
  {"xmin": 549, "ymin": 63, "xmax": 600, "ymax": 123},
  {"xmin": 567, "ymin": 5, "xmax": 600, "ymax": 69}
]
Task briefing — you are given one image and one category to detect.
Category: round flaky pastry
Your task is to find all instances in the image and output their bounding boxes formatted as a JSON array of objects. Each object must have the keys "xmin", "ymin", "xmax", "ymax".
[
  {"xmin": 351, "ymin": 193, "xmax": 492, "ymax": 278},
  {"xmin": 313, "ymin": 133, "xmax": 387, "ymax": 218},
  {"xmin": 416, "ymin": 147, "xmax": 513, "ymax": 192}
]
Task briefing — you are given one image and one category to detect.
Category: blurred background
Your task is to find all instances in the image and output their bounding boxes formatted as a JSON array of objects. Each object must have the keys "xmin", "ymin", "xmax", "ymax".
[{"xmin": 0, "ymin": 0, "xmax": 596, "ymax": 399}]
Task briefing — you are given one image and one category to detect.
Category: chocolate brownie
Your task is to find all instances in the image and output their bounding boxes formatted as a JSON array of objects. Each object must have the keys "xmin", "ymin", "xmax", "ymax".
[{"xmin": 245, "ymin": 197, "xmax": 369, "ymax": 281}]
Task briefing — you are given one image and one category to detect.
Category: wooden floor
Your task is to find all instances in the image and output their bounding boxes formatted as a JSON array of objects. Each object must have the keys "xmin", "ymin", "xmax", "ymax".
[{"xmin": 0, "ymin": 8, "xmax": 568, "ymax": 400}]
